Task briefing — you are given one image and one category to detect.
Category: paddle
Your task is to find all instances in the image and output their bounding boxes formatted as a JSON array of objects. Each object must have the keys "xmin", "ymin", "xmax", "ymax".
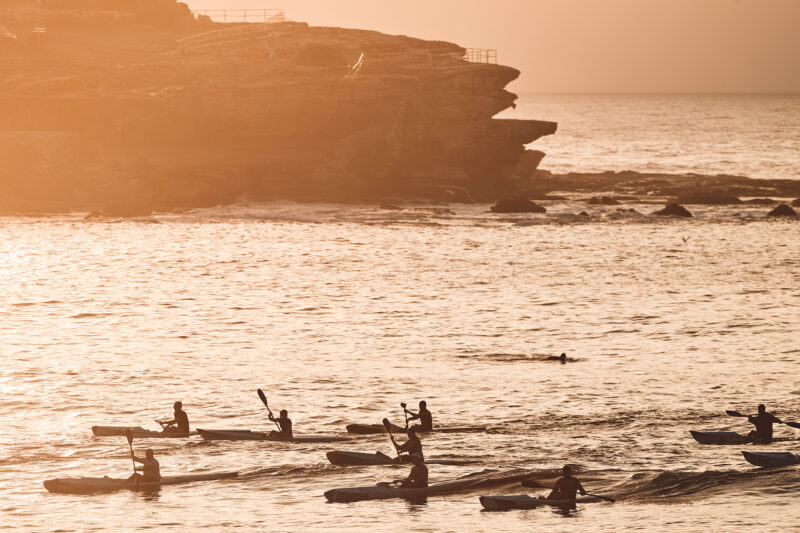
[
  {"xmin": 726, "ymin": 410, "xmax": 800, "ymax": 429},
  {"xmin": 521, "ymin": 478, "xmax": 616, "ymax": 503},
  {"xmin": 383, "ymin": 418, "xmax": 400, "ymax": 458},
  {"xmin": 258, "ymin": 389, "xmax": 281, "ymax": 431},
  {"xmin": 400, "ymin": 402, "xmax": 409, "ymax": 429},
  {"xmin": 125, "ymin": 429, "xmax": 136, "ymax": 476}
]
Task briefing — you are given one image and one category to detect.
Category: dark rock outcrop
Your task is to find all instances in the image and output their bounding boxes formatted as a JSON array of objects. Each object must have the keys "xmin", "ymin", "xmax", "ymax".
[
  {"xmin": 742, "ymin": 198, "xmax": 777, "ymax": 205},
  {"xmin": 652, "ymin": 203, "xmax": 692, "ymax": 218},
  {"xmin": 587, "ymin": 196, "xmax": 621, "ymax": 205},
  {"xmin": 676, "ymin": 192, "xmax": 741, "ymax": 205},
  {"xmin": 0, "ymin": 1, "xmax": 556, "ymax": 212},
  {"xmin": 491, "ymin": 197, "xmax": 546, "ymax": 213},
  {"xmin": 766, "ymin": 205, "xmax": 799, "ymax": 219}
]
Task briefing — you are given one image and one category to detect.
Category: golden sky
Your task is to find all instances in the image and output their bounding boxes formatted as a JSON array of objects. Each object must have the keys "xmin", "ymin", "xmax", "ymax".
[{"xmin": 186, "ymin": 0, "xmax": 800, "ymax": 93}]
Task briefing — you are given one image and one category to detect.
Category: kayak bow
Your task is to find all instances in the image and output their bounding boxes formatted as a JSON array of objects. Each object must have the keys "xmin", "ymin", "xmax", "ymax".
[
  {"xmin": 742, "ymin": 451, "xmax": 800, "ymax": 468},
  {"xmin": 44, "ymin": 472, "xmax": 238, "ymax": 494},
  {"xmin": 479, "ymin": 494, "xmax": 604, "ymax": 511},
  {"xmin": 198, "ymin": 429, "xmax": 351, "ymax": 443},
  {"xmin": 92, "ymin": 426, "xmax": 196, "ymax": 438}
]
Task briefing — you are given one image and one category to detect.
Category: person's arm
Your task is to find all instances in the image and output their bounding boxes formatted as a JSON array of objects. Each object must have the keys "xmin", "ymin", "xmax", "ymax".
[
  {"xmin": 405, "ymin": 411, "xmax": 420, "ymax": 421},
  {"xmin": 748, "ymin": 415, "xmax": 756, "ymax": 425},
  {"xmin": 396, "ymin": 440, "xmax": 410, "ymax": 453},
  {"xmin": 772, "ymin": 414, "xmax": 783, "ymax": 424},
  {"xmin": 131, "ymin": 454, "xmax": 144, "ymax": 464},
  {"xmin": 577, "ymin": 480, "xmax": 586, "ymax": 496}
]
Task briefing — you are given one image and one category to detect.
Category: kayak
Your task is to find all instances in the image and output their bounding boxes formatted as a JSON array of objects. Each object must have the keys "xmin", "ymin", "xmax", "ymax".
[
  {"xmin": 690, "ymin": 431, "xmax": 748, "ymax": 445},
  {"xmin": 43, "ymin": 472, "xmax": 238, "ymax": 494},
  {"xmin": 479, "ymin": 494, "xmax": 603, "ymax": 511},
  {"xmin": 324, "ymin": 478, "xmax": 483, "ymax": 503},
  {"xmin": 92, "ymin": 426, "xmax": 197, "ymax": 438},
  {"xmin": 326, "ymin": 450, "xmax": 477, "ymax": 467},
  {"xmin": 345, "ymin": 423, "xmax": 486, "ymax": 435},
  {"xmin": 198, "ymin": 429, "xmax": 351, "ymax": 443},
  {"xmin": 742, "ymin": 451, "xmax": 800, "ymax": 468},
  {"xmin": 690, "ymin": 431, "xmax": 791, "ymax": 445}
]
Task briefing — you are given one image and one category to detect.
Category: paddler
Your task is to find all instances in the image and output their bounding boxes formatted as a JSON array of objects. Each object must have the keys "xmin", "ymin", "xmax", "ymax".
[
  {"xmin": 404, "ymin": 401, "xmax": 433, "ymax": 432},
  {"xmin": 161, "ymin": 401, "xmax": 190, "ymax": 433},
  {"xmin": 391, "ymin": 426, "xmax": 424, "ymax": 461},
  {"xmin": 393, "ymin": 454, "xmax": 428, "ymax": 489},
  {"xmin": 747, "ymin": 404, "xmax": 782, "ymax": 444},
  {"xmin": 267, "ymin": 409, "xmax": 293, "ymax": 440},
  {"xmin": 129, "ymin": 448, "xmax": 161, "ymax": 483},
  {"xmin": 546, "ymin": 465, "xmax": 586, "ymax": 503}
]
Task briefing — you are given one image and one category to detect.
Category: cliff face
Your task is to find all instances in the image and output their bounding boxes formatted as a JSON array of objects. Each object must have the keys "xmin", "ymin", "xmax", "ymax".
[{"xmin": 0, "ymin": 1, "xmax": 556, "ymax": 212}]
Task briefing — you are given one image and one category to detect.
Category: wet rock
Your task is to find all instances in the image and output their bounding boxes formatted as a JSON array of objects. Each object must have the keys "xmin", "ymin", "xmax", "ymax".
[
  {"xmin": 587, "ymin": 196, "xmax": 621, "ymax": 205},
  {"xmin": 652, "ymin": 203, "xmax": 692, "ymax": 218},
  {"xmin": 677, "ymin": 192, "xmax": 741, "ymax": 205},
  {"xmin": 742, "ymin": 198, "xmax": 777, "ymax": 205},
  {"xmin": 766, "ymin": 204, "xmax": 799, "ymax": 219},
  {"xmin": 491, "ymin": 197, "xmax": 546, "ymax": 213}
]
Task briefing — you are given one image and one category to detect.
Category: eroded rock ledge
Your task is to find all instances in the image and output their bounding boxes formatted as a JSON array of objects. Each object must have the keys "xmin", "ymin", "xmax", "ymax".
[{"xmin": 0, "ymin": 0, "xmax": 556, "ymax": 213}]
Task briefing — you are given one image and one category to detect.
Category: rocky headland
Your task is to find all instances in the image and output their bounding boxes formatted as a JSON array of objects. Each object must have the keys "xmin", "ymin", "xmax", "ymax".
[
  {"xmin": 0, "ymin": 0, "xmax": 558, "ymax": 214},
  {"xmin": 2, "ymin": 1, "xmax": 799, "ymax": 216}
]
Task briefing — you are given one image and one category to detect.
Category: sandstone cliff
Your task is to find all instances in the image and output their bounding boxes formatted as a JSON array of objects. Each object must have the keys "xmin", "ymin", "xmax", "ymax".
[{"xmin": 0, "ymin": 1, "xmax": 556, "ymax": 213}]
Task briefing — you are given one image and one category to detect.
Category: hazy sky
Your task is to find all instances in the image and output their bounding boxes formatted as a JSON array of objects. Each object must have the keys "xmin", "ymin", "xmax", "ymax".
[{"xmin": 186, "ymin": 0, "xmax": 800, "ymax": 93}]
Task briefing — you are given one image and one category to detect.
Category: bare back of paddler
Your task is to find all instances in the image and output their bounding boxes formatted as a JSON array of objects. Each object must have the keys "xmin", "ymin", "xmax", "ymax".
[
  {"xmin": 395, "ymin": 455, "xmax": 428, "ymax": 488},
  {"xmin": 747, "ymin": 404, "xmax": 782, "ymax": 444},
  {"xmin": 395, "ymin": 426, "xmax": 424, "ymax": 461},
  {"xmin": 547, "ymin": 465, "xmax": 586, "ymax": 503},
  {"xmin": 268, "ymin": 409, "xmax": 293, "ymax": 440},
  {"xmin": 129, "ymin": 449, "xmax": 161, "ymax": 482},
  {"xmin": 162, "ymin": 401, "xmax": 190, "ymax": 433}
]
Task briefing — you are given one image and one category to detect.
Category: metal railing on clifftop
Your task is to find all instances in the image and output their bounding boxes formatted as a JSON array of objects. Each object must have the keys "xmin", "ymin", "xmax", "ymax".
[
  {"xmin": 192, "ymin": 9, "xmax": 286, "ymax": 24},
  {"xmin": 463, "ymin": 48, "xmax": 497, "ymax": 64}
]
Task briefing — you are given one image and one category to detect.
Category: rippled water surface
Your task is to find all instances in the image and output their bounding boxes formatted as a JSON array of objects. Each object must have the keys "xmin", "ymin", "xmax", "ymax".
[
  {"xmin": 2, "ymin": 204, "xmax": 800, "ymax": 531},
  {"xmin": 503, "ymin": 93, "xmax": 800, "ymax": 179}
]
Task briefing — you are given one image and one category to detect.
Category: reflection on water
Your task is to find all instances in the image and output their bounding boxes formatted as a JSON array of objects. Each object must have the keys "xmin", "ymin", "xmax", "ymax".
[{"xmin": 1, "ymin": 203, "xmax": 799, "ymax": 531}]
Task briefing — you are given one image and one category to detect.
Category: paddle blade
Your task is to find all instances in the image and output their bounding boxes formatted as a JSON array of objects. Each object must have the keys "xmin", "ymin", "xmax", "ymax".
[
  {"xmin": 257, "ymin": 389, "xmax": 268, "ymax": 407},
  {"xmin": 521, "ymin": 478, "xmax": 545, "ymax": 489},
  {"xmin": 785, "ymin": 421, "xmax": 800, "ymax": 429},
  {"xmin": 125, "ymin": 429, "xmax": 133, "ymax": 446},
  {"xmin": 382, "ymin": 418, "xmax": 392, "ymax": 432},
  {"xmin": 726, "ymin": 410, "xmax": 745, "ymax": 417},
  {"xmin": 587, "ymin": 492, "xmax": 616, "ymax": 503}
]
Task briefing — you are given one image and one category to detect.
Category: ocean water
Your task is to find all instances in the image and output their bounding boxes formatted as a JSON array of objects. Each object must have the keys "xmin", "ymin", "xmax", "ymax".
[
  {"xmin": 2, "ymin": 199, "xmax": 800, "ymax": 531},
  {"xmin": 502, "ymin": 93, "xmax": 800, "ymax": 179}
]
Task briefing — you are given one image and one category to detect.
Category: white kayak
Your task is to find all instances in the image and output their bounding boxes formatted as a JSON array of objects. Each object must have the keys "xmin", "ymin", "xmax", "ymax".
[
  {"xmin": 345, "ymin": 423, "xmax": 486, "ymax": 435},
  {"xmin": 44, "ymin": 472, "xmax": 238, "ymax": 494},
  {"xmin": 480, "ymin": 494, "xmax": 604, "ymax": 511},
  {"xmin": 326, "ymin": 450, "xmax": 476, "ymax": 467},
  {"xmin": 690, "ymin": 431, "xmax": 790, "ymax": 445},
  {"xmin": 92, "ymin": 426, "xmax": 197, "ymax": 439},
  {"xmin": 198, "ymin": 429, "xmax": 351, "ymax": 443},
  {"xmin": 742, "ymin": 451, "xmax": 800, "ymax": 467},
  {"xmin": 324, "ymin": 478, "xmax": 484, "ymax": 503}
]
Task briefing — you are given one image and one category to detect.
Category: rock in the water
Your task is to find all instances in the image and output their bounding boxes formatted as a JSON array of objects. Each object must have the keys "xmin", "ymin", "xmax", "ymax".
[
  {"xmin": 743, "ymin": 198, "xmax": 777, "ymax": 205},
  {"xmin": 766, "ymin": 204, "xmax": 799, "ymax": 219},
  {"xmin": 491, "ymin": 197, "xmax": 546, "ymax": 213},
  {"xmin": 677, "ymin": 192, "xmax": 741, "ymax": 205},
  {"xmin": 652, "ymin": 203, "xmax": 692, "ymax": 218},
  {"xmin": 587, "ymin": 196, "xmax": 621, "ymax": 205}
]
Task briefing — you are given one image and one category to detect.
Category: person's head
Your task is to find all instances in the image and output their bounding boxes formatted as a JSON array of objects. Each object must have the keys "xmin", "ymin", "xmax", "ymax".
[
  {"xmin": 145, "ymin": 449, "xmax": 154, "ymax": 459},
  {"xmin": 280, "ymin": 409, "xmax": 288, "ymax": 418},
  {"xmin": 560, "ymin": 353, "xmax": 567, "ymax": 360},
  {"xmin": 419, "ymin": 401, "xmax": 427, "ymax": 410},
  {"xmin": 562, "ymin": 465, "xmax": 572, "ymax": 476},
  {"xmin": 174, "ymin": 401, "xmax": 182, "ymax": 411},
  {"xmin": 408, "ymin": 426, "xmax": 418, "ymax": 438},
  {"xmin": 758, "ymin": 404, "xmax": 766, "ymax": 414}
]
